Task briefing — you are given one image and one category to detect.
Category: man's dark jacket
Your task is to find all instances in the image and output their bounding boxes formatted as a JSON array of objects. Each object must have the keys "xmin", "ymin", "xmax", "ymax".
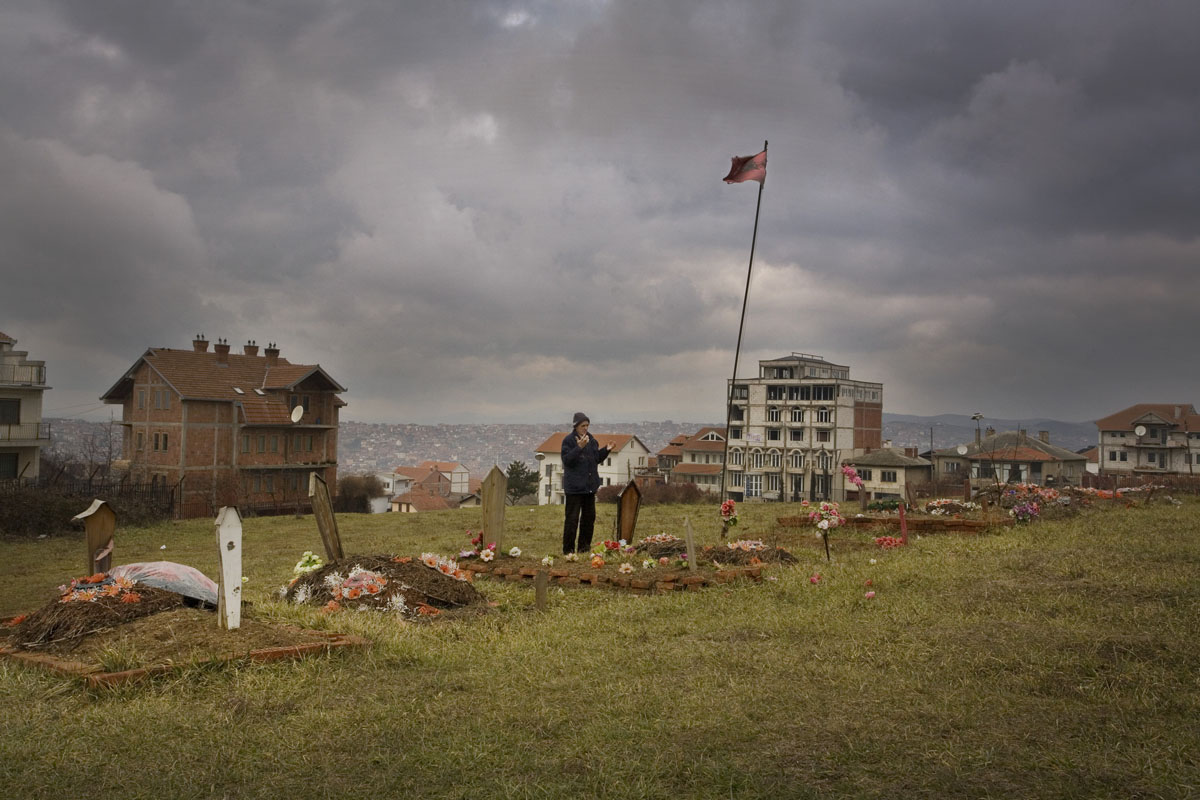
[{"xmin": 560, "ymin": 433, "xmax": 611, "ymax": 495}]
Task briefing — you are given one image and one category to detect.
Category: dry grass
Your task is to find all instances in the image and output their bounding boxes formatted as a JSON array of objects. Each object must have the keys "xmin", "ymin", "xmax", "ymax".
[{"xmin": 1, "ymin": 499, "xmax": 1198, "ymax": 798}]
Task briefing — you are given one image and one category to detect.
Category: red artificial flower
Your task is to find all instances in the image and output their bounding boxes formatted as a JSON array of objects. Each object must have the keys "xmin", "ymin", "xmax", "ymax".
[{"xmin": 120, "ymin": 592, "xmax": 143, "ymax": 604}]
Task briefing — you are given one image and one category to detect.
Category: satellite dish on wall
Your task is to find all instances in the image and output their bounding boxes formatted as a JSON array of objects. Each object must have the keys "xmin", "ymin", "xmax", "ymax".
[
  {"xmin": 956, "ymin": 445, "xmax": 968, "ymax": 455},
  {"xmin": 290, "ymin": 406, "xmax": 304, "ymax": 424},
  {"xmin": 1134, "ymin": 425, "xmax": 1146, "ymax": 437}
]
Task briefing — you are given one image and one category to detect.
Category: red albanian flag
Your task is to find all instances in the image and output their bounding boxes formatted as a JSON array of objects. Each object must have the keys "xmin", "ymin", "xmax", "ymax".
[{"xmin": 722, "ymin": 149, "xmax": 767, "ymax": 184}]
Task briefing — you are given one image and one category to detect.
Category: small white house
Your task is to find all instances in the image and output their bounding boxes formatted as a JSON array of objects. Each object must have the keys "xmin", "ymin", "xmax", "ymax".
[{"xmin": 534, "ymin": 432, "xmax": 652, "ymax": 505}]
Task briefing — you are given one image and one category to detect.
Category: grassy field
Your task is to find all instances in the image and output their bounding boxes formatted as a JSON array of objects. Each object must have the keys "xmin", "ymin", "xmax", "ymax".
[{"xmin": 1, "ymin": 499, "xmax": 1198, "ymax": 799}]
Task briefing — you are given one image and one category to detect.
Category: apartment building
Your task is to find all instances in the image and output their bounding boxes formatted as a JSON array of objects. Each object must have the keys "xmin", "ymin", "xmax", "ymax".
[
  {"xmin": 100, "ymin": 336, "xmax": 346, "ymax": 517},
  {"xmin": 723, "ymin": 353, "xmax": 882, "ymax": 502},
  {"xmin": 0, "ymin": 332, "xmax": 51, "ymax": 480}
]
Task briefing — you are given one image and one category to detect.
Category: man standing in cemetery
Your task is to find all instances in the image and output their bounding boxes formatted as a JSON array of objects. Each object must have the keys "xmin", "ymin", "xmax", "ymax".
[{"xmin": 561, "ymin": 412, "xmax": 613, "ymax": 555}]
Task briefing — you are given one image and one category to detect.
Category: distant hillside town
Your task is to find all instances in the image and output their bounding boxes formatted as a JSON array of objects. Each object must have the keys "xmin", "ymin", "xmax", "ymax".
[{"xmin": 6, "ymin": 331, "xmax": 1194, "ymax": 518}]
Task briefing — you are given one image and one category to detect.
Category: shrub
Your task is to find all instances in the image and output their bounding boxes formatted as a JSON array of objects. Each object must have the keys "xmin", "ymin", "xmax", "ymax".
[{"xmin": 596, "ymin": 482, "xmax": 714, "ymax": 505}]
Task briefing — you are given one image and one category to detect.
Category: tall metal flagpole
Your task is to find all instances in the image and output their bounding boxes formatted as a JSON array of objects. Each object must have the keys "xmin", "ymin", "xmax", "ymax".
[{"xmin": 720, "ymin": 139, "xmax": 767, "ymax": 505}]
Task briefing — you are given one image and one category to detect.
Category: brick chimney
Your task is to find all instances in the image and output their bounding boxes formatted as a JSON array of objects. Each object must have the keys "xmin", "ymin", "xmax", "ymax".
[
  {"xmin": 263, "ymin": 342, "xmax": 280, "ymax": 367},
  {"xmin": 905, "ymin": 447, "xmax": 918, "ymax": 458},
  {"xmin": 192, "ymin": 333, "xmax": 209, "ymax": 353},
  {"xmin": 243, "ymin": 340, "xmax": 259, "ymax": 356},
  {"xmin": 214, "ymin": 338, "xmax": 230, "ymax": 365},
  {"xmin": 1038, "ymin": 430, "xmax": 1050, "ymax": 443}
]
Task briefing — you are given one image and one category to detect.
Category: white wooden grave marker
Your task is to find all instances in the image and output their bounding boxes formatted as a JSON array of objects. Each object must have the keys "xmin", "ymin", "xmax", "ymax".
[{"xmin": 215, "ymin": 506, "xmax": 243, "ymax": 630}]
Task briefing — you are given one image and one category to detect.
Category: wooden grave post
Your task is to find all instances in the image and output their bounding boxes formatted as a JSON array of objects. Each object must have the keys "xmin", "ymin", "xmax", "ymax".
[
  {"xmin": 480, "ymin": 465, "xmax": 508, "ymax": 554},
  {"xmin": 308, "ymin": 472, "xmax": 344, "ymax": 561},
  {"xmin": 683, "ymin": 516, "xmax": 697, "ymax": 572},
  {"xmin": 615, "ymin": 480, "xmax": 642, "ymax": 544},
  {"xmin": 534, "ymin": 570, "xmax": 549, "ymax": 611},
  {"xmin": 214, "ymin": 506, "xmax": 243, "ymax": 630},
  {"xmin": 963, "ymin": 478, "xmax": 972, "ymax": 504},
  {"xmin": 73, "ymin": 499, "xmax": 116, "ymax": 575}
]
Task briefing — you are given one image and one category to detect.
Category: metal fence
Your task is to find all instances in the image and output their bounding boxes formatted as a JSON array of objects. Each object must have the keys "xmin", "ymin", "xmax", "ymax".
[
  {"xmin": 0, "ymin": 475, "xmax": 177, "ymax": 515},
  {"xmin": 0, "ymin": 422, "xmax": 51, "ymax": 441}
]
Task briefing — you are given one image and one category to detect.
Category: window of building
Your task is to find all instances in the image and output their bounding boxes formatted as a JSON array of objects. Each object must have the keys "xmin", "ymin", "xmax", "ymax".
[
  {"xmin": 162, "ymin": 433, "xmax": 168, "ymax": 451},
  {"xmin": 790, "ymin": 408, "xmax": 804, "ymax": 422},
  {"xmin": 857, "ymin": 468, "xmax": 873, "ymax": 481},
  {"xmin": 731, "ymin": 385, "xmax": 749, "ymax": 400},
  {"xmin": 730, "ymin": 426, "xmax": 742, "ymax": 439},
  {"xmin": 745, "ymin": 474, "xmax": 762, "ymax": 497},
  {"xmin": 1108, "ymin": 451, "xmax": 1117, "ymax": 461},
  {"xmin": 162, "ymin": 391, "xmax": 170, "ymax": 410},
  {"xmin": 306, "ymin": 435, "xmax": 314, "ymax": 451},
  {"xmin": 153, "ymin": 433, "xmax": 160, "ymax": 451},
  {"xmin": 258, "ymin": 435, "xmax": 266, "ymax": 453},
  {"xmin": 768, "ymin": 450, "xmax": 781, "ymax": 468},
  {"xmin": 137, "ymin": 390, "xmax": 145, "ymax": 410},
  {"xmin": 545, "ymin": 464, "xmax": 554, "ymax": 477},
  {"xmin": 816, "ymin": 430, "xmax": 831, "ymax": 443},
  {"xmin": 767, "ymin": 386, "xmax": 785, "ymax": 401},
  {"xmin": 813, "ymin": 386, "xmax": 834, "ymax": 401},
  {"xmin": 768, "ymin": 407, "xmax": 781, "ymax": 422},
  {"xmin": 945, "ymin": 461, "xmax": 960, "ymax": 472},
  {"xmin": 752, "ymin": 449, "xmax": 764, "ymax": 469},
  {"xmin": 767, "ymin": 428, "xmax": 781, "ymax": 441},
  {"xmin": 789, "ymin": 428, "xmax": 804, "ymax": 442},
  {"xmin": 136, "ymin": 432, "xmax": 144, "ymax": 450},
  {"xmin": 1148, "ymin": 452, "xmax": 1156, "ymax": 464},
  {"xmin": 817, "ymin": 407, "xmax": 832, "ymax": 423},
  {"xmin": 729, "ymin": 449, "xmax": 743, "ymax": 466},
  {"xmin": 730, "ymin": 471, "xmax": 743, "ymax": 487},
  {"xmin": 881, "ymin": 470, "xmax": 897, "ymax": 483},
  {"xmin": 766, "ymin": 473, "xmax": 780, "ymax": 492},
  {"xmin": 302, "ymin": 395, "xmax": 311, "ymax": 412},
  {"xmin": 1120, "ymin": 451, "xmax": 1127, "ymax": 462},
  {"xmin": 153, "ymin": 390, "xmax": 161, "ymax": 410},
  {"xmin": 545, "ymin": 483, "xmax": 551, "ymax": 497},
  {"xmin": 270, "ymin": 435, "xmax": 279, "ymax": 453},
  {"xmin": 817, "ymin": 452, "xmax": 832, "ymax": 470}
]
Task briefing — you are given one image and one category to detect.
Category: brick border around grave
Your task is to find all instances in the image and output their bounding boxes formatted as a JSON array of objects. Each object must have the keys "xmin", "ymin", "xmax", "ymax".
[
  {"xmin": 461, "ymin": 561, "xmax": 764, "ymax": 594},
  {"xmin": 0, "ymin": 630, "xmax": 369, "ymax": 689}
]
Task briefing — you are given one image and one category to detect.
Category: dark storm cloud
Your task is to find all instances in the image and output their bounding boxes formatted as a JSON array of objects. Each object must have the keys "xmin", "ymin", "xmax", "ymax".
[{"xmin": 1, "ymin": 0, "xmax": 1196, "ymax": 423}]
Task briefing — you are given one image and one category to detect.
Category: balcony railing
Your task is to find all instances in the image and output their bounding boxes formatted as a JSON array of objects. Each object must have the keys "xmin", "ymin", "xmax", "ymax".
[
  {"xmin": 0, "ymin": 422, "xmax": 51, "ymax": 441},
  {"xmin": 0, "ymin": 364, "xmax": 47, "ymax": 385}
]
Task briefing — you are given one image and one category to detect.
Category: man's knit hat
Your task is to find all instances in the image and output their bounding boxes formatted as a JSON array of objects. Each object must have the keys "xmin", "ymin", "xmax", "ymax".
[{"xmin": 572, "ymin": 411, "xmax": 590, "ymax": 428}]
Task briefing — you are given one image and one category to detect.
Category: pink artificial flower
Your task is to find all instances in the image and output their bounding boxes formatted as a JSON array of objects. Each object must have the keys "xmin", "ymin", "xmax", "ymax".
[
  {"xmin": 865, "ymin": 591, "xmax": 875, "ymax": 599},
  {"xmin": 810, "ymin": 574, "xmax": 821, "ymax": 584}
]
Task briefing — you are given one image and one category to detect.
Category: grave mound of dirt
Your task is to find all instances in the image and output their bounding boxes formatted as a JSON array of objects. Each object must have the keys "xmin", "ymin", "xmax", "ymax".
[
  {"xmin": 702, "ymin": 544, "xmax": 798, "ymax": 566},
  {"xmin": 284, "ymin": 554, "xmax": 483, "ymax": 614},
  {"xmin": 9, "ymin": 586, "xmax": 185, "ymax": 650}
]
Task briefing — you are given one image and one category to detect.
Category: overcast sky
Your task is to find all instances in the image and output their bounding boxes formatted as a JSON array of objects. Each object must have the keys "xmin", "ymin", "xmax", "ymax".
[{"xmin": 3, "ymin": 1, "xmax": 1197, "ymax": 426}]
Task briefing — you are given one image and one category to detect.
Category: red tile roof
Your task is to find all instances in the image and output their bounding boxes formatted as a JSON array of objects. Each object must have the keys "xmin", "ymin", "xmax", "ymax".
[
  {"xmin": 101, "ymin": 347, "xmax": 345, "ymax": 405},
  {"xmin": 535, "ymin": 432, "xmax": 636, "ymax": 453},
  {"xmin": 1094, "ymin": 403, "xmax": 1199, "ymax": 431},
  {"xmin": 392, "ymin": 490, "xmax": 452, "ymax": 511},
  {"xmin": 671, "ymin": 463, "xmax": 723, "ymax": 476},
  {"xmin": 393, "ymin": 466, "xmax": 429, "ymax": 480},
  {"xmin": 681, "ymin": 427, "xmax": 727, "ymax": 452},
  {"xmin": 973, "ymin": 446, "xmax": 1059, "ymax": 463},
  {"xmin": 419, "ymin": 460, "xmax": 466, "ymax": 472}
]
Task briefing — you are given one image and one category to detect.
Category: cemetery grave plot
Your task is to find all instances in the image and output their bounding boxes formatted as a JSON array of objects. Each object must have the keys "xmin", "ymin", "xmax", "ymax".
[
  {"xmin": 282, "ymin": 553, "xmax": 486, "ymax": 619},
  {"xmin": 0, "ymin": 576, "xmax": 365, "ymax": 688},
  {"xmin": 461, "ymin": 535, "xmax": 798, "ymax": 594}
]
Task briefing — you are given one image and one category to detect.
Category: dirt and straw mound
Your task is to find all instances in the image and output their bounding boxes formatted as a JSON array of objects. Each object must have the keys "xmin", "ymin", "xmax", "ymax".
[
  {"xmin": 9, "ymin": 586, "xmax": 184, "ymax": 650},
  {"xmin": 701, "ymin": 543, "xmax": 799, "ymax": 566},
  {"xmin": 283, "ymin": 554, "xmax": 482, "ymax": 617}
]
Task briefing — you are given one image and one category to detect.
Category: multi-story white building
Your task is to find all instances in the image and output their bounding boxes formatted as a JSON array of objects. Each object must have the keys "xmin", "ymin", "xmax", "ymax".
[
  {"xmin": 723, "ymin": 353, "xmax": 882, "ymax": 503},
  {"xmin": 534, "ymin": 432, "xmax": 652, "ymax": 505},
  {"xmin": 0, "ymin": 332, "xmax": 51, "ymax": 481},
  {"xmin": 1095, "ymin": 403, "xmax": 1200, "ymax": 478}
]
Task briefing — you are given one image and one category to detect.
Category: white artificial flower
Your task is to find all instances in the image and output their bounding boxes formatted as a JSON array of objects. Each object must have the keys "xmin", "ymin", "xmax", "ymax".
[
  {"xmin": 541, "ymin": 556, "xmax": 554, "ymax": 567},
  {"xmin": 480, "ymin": 549, "xmax": 495, "ymax": 562},
  {"xmin": 509, "ymin": 546, "xmax": 522, "ymax": 557}
]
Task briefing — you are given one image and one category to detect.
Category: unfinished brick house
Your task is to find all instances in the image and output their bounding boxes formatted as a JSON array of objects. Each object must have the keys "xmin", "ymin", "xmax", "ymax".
[{"xmin": 101, "ymin": 336, "xmax": 346, "ymax": 517}]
